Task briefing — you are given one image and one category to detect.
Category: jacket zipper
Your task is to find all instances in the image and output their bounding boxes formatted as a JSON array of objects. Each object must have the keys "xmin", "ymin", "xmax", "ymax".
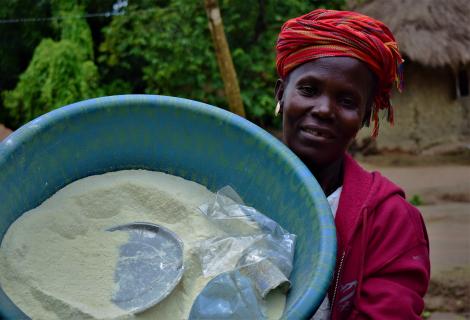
[{"xmin": 330, "ymin": 250, "xmax": 346, "ymax": 312}]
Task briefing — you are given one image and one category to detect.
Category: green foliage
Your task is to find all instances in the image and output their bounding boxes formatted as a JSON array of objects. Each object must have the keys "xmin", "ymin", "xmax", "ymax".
[
  {"xmin": 99, "ymin": 0, "xmax": 346, "ymax": 126},
  {"xmin": 421, "ymin": 310, "xmax": 431, "ymax": 319},
  {"xmin": 3, "ymin": 0, "xmax": 346, "ymax": 128},
  {"xmin": 2, "ymin": 2, "xmax": 101, "ymax": 126},
  {"xmin": 0, "ymin": 0, "xmax": 54, "ymax": 125},
  {"xmin": 55, "ymin": 4, "xmax": 95, "ymax": 59},
  {"xmin": 99, "ymin": 1, "xmax": 221, "ymax": 102},
  {"xmin": 409, "ymin": 194, "xmax": 423, "ymax": 206},
  {"xmin": 3, "ymin": 39, "xmax": 101, "ymax": 125}
]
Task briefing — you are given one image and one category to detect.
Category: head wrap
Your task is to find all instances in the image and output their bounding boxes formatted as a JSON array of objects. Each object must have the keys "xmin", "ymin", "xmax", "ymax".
[{"xmin": 276, "ymin": 9, "xmax": 404, "ymax": 137}]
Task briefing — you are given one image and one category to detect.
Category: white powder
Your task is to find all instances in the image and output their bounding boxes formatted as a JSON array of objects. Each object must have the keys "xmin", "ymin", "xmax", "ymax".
[{"xmin": 0, "ymin": 170, "xmax": 286, "ymax": 319}]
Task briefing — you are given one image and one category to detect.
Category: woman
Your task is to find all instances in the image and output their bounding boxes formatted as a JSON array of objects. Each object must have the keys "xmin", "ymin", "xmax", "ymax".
[{"xmin": 274, "ymin": 9, "xmax": 430, "ymax": 319}]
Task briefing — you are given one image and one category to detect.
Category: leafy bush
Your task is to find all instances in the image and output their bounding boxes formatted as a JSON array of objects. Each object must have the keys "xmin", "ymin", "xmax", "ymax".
[
  {"xmin": 2, "ymin": 3, "xmax": 101, "ymax": 126},
  {"xmin": 3, "ymin": 0, "xmax": 346, "ymax": 127},
  {"xmin": 409, "ymin": 194, "xmax": 423, "ymax": 206}
]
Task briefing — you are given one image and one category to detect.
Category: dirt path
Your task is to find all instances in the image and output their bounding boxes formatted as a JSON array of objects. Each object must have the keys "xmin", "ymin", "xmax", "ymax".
[{"xmin": 361, "ymin": 162, "xmax": 470, "ymax": 319}]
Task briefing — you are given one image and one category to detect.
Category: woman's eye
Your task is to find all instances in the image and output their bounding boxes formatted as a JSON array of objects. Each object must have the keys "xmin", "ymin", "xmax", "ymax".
[
  {"xmin": 339, "ymin": 97, "xmax": 357, "ymax": 109},
  {"xmin": 298, "ymin": 86, "xmax": 318, "ymax": 96}
]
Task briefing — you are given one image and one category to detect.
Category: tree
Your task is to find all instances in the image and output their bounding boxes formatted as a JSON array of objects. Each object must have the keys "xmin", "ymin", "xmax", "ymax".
[
  {"xmin": 99, "ymin": 0, "xmax": 345, "ymax": 127},
  {"xmin": 204, "ymin": 0, "xmax": 245, "ymax": 117},
  {"xmin": 2, "ymin": 1, "xmax": 101, "ymax": 126},
  {"xmin": 2, "ymin": 0, "xmax": 345, "ymax": 128},
  {"xmin": 0, "ymin": 0, "xmax": 54, "ymax": 126},
  {"xmin": 98, "ymin": 1, "xmax": 222, "ymax": 102}
]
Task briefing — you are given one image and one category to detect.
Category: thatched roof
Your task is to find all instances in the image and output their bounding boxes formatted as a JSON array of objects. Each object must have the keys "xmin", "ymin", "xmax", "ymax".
[{"xmin": 351, "ymin": 0, "xmax": 470, "ymax": 68}]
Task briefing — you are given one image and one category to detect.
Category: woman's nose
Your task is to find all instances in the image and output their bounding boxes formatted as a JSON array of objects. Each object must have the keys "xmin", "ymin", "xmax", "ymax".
[{"xmin": 311, "ymin": 95, "xmax": 334, "ymax": 119}]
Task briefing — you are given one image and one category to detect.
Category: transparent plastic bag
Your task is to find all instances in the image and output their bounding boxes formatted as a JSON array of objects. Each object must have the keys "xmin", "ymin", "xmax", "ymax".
[
  {"xmin": 189, "ymin": 269, "xmax": 266, "ymax": 320},
  {"xmin": 190, "ymin": 186, "xmax": 296, "ymax": 319},
  {"xmin": 197, "ymin": 234, "xmax": 263, "ymax": 277},
  {"xmin": 198, "ymin": 186, "xmax": 296, "ymax": 279}
]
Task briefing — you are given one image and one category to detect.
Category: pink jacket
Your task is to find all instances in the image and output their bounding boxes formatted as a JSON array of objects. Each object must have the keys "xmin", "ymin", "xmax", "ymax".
[{"xmin": 329, "ymin": 154, "xmax": 430, "ymax": 319}]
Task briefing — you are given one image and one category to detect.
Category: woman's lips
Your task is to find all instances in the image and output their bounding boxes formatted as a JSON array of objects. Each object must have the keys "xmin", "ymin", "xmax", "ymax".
[{"xmin": 300, "ymin": 126, "xmax": 337, "ymax": 140}]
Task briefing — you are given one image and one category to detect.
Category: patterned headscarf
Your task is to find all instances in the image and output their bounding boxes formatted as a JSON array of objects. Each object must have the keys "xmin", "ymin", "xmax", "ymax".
[{"xmin": 276, "ymin": 9, "xmax": 404, "ymax": 136}]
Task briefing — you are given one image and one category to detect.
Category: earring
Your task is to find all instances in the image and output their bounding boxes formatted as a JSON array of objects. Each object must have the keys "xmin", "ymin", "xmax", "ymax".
[{"xmin": 275, "ymin": 102, "xmax": 281, "ymax": 116}]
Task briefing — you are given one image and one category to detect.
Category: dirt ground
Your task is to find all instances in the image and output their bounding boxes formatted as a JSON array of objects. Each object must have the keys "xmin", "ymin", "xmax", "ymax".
[{"xmin": 361, "ymin": 155, "xmax": 470, "ymax": 319}]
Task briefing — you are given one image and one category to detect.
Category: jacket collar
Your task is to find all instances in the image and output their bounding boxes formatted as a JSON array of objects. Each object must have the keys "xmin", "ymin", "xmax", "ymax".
[{"xmin": 334, "ymin": 153, "xmax": 373, "ymax": 250}]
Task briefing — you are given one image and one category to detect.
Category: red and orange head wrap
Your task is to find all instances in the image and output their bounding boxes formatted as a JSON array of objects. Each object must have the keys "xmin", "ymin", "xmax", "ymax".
[{"xmin": 276, "ymin": 9, "xmax": 404, "ymax": 137}]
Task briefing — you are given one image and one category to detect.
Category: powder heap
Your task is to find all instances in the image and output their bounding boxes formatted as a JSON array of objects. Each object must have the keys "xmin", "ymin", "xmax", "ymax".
[{"xmin": 0, "ymin": 170, "xmax": 286, "ymax": 319}]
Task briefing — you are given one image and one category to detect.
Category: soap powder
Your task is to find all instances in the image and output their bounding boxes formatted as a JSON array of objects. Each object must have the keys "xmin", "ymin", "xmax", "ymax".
[{"xmin": 0, "ymin": 170, "xmax": 286, "ymax": 319}]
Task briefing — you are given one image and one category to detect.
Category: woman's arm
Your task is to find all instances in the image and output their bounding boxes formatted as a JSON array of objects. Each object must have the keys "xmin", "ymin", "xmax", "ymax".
[{"xmin": 352, "ymin": 199, "xmax": 430, "ymax": 319}]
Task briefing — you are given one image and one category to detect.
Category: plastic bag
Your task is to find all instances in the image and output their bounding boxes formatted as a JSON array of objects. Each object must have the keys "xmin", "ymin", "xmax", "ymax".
[
  {"xmin": 189, "ymin": 270, "xmax": 265, "ymax": 320},
  {"xmin": 197, "ymin": 186, "xmax": 296, "ymax": 279},
  {"xmin": 190, "ymin": 186, "xmax": 296, "ymax": 319}
]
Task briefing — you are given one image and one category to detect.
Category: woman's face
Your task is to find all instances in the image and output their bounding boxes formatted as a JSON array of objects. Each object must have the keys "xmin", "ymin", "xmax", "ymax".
[{"xmin": 277, "ymin": 57, "xmax": 374, "ymax": 168}]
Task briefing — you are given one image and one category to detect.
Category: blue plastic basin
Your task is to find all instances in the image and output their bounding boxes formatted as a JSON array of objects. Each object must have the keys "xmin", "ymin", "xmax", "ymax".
[{"xmin": 0, "ymin": 95, "xmax": 336, "ymax": 319}]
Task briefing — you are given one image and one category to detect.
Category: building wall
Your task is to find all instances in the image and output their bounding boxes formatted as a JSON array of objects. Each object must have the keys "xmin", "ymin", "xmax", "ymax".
[{"xmin": 357, "ymin": 62, "xmax": 468, "ymax": 152}]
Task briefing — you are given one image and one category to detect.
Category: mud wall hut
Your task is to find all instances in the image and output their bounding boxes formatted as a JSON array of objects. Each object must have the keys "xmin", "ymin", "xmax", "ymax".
[{"xmin": 353, "ymin": 0, "xmax": 470, "ymax": 153}]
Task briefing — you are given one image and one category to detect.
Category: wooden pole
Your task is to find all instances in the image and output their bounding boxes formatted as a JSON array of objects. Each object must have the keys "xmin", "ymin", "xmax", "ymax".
[{"xmin": 204, "ymin": 0, "xmax": 246, "ymax": 117}]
